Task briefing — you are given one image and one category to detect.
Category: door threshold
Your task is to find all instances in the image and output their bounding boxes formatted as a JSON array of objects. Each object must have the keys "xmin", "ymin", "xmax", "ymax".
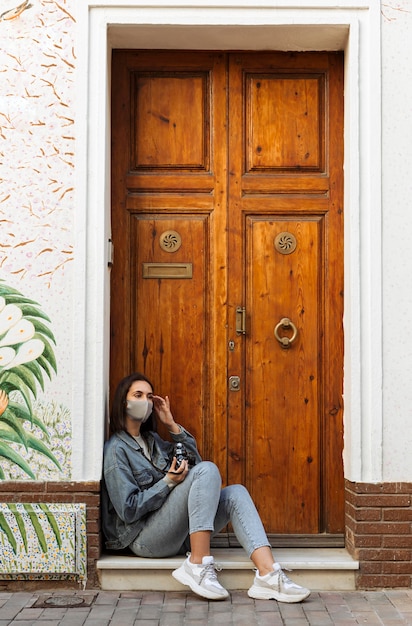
[{"xmin": 212, "ymin": 533, "xmax": 345, "ymax": 549}]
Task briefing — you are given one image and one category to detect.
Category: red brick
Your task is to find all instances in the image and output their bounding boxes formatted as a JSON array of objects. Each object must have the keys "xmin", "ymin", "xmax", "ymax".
[
  {"xmin": 346, "ymin": 481, "xmax": 412, "ymax": 495},
  {"xmin": 382, "ymin": 562, "xmax": 412, "ymax": 574},
  {"xmin": 359, "ymin": 561, "xmax": 382, "ymax": 574},
  {"xmin": 87, "ymin": 546, "xmax": 101, "ymax": 559},
  {"xmin": 383, "ymin": 535, "xmax": 412, "ymax": 548},
  {"xmin": 0, "ymin": 481, "xmax": 45, "ymax": 493},
  {"xmin": 351, "ymin": 495, "xmax": 411, "ymax": 507},
  {"xmin": 358, "ymin": 548, "xmax": 411, "ymax": 561},
  {"xmin": 355, "ymin": 508, "xmax": 382, "ymax": 521},
  {"xmin": 46, "ymin": 481, "xmax": 100, "ymax": 493},
  {"xmin": 356, "ymin": 574, "xmax": 411, "ymax": 588},
  {"xmin": 383, "ymin": 508, "xmax": 412, "ymax": 521},
  {"xmin": 86, "ymin": 534, "xmax": 101, "ymax": 548},
  {"xmin": 350, "ymin": 535, "xmax": 382, "ymax": 548},
  {"xmin": 355, "ymin": 522, "xmax": 410, "ymax": 534},
  {"xmin": 86, "ymin": 515, "xmax": 100, "ymax": 529}
]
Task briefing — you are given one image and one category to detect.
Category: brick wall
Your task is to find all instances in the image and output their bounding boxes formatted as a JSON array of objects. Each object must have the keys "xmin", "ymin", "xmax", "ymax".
[
  {"xmin": 0, "ymin": 482, "xmax": 101, "ymax": 590},
  {"xmin": 345, "ymin": 480, "xmax": 412, "ymax": 589}
]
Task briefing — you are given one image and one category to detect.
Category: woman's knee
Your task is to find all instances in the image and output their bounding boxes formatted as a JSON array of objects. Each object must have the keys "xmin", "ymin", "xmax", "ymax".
[
  {"xmin": 222, "ymin": 483, "xmax": 251, "ymax": 502},
  {"xmin": 192, "ymin": 461, "xmax": 222, "ymax": 486}
]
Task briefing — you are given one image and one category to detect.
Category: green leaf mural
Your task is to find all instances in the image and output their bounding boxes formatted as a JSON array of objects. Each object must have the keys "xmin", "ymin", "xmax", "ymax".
[
  {"xmin": 0, "ymin": 281, "xmax": 63, "ymax": 556},
  {"xmin": 0, "ymin": 280, "xmax": 61, "ymax": 477},
  {"xmin": 0, "ymin": 503, "xmax": 63, "ymax": 556}
]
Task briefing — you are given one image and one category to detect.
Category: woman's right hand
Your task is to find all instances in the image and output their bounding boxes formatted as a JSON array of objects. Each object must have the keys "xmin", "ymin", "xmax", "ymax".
[{"xmin": 166, "ymin": 457, "xmax": 189, "ymax": 484}]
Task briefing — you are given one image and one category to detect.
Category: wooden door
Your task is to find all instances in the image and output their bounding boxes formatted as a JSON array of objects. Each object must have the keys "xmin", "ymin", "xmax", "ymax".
[{"xmin": 110, "ymin": 51, "xmax": 344, "ymax": 540}]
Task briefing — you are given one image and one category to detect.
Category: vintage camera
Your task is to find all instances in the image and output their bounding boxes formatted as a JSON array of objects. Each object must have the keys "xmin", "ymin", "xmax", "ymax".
[{"xmin": 173, "ymin": 442, "xmax": 188, "ymax": 469}]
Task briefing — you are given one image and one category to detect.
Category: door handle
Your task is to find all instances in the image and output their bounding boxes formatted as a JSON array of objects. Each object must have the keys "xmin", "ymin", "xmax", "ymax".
[
  {"xmin": 236, "ymin": 306, "xmax": 246, "ymax": 335},
  {"xmin": 274, "ymin": 317, "xmax": 298, "ymax": 349}
]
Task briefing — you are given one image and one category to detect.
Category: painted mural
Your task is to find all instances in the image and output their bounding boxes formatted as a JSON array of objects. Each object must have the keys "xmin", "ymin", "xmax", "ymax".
[
  {"xmin": 0, "ymin": 502, "xmax": 87, "ymax": 581},
  {"xmin": 0, "ymin": 0, "xmax": 75, "ymax": 481},
  {"xmin": 0, "ymin": 280, "xmax": 60, "ymax": 478}
]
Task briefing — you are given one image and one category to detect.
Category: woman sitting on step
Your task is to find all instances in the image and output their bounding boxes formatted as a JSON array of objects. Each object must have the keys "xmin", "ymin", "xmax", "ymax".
[{"xmin": 101, "ymin": 372, "xmax": 310, "ymax": 603}]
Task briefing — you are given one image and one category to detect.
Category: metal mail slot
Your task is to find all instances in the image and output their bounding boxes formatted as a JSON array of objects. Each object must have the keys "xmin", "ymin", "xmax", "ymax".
[{"xmin": 142, "ymin": 263, "xmax": 193, "ymax": 279}]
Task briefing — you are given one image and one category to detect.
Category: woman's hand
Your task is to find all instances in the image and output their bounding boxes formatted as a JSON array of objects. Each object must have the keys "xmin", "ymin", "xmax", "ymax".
[
  {"xmin": 152, "ymin": 395, "xmax": 180, "ymax": 433},
  {"xmin": 166, "ymin": 457, "xmax": 189, "ymax": 484}
]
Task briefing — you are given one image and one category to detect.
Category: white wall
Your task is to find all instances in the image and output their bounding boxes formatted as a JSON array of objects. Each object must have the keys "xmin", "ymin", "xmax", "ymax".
[{"xmin": 381, "ymin": 1, "xmax": 412, "ymax": 481}]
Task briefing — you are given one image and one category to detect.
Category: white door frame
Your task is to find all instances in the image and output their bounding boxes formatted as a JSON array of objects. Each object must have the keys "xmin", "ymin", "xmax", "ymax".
[{"xmin": 72, "ymin": 1, "xmax": 382, "ymax": 486}]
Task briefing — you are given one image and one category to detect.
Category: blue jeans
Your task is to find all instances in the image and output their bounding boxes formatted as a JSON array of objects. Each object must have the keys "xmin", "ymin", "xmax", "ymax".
[{"xmin": 129, "ymin": 461, "xmax": 271, "ymax": 558}]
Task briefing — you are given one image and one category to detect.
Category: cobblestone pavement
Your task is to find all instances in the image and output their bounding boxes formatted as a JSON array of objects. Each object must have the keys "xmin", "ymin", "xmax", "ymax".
[{"xmin": 0, "ymin": 589, "xmax": 412, "ymax": 625}]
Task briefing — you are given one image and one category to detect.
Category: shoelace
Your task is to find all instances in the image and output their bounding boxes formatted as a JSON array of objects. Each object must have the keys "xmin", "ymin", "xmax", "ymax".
[
  {"xmin": 277, "ymin": 568, "xmax": 294, "ymax": 585},
  {"xmin": 255, "ymin": 565, "xmax": 294, "ymax": 590},
  {"xmin": 199, "ymin": 561, "xmax": 223, "ymax": 584}
]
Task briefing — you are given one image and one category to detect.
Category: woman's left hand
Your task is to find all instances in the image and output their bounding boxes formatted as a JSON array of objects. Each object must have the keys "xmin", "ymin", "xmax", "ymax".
[{"xmin": 152, "ymin": 395, "xmax": 180, "ymax": 433}]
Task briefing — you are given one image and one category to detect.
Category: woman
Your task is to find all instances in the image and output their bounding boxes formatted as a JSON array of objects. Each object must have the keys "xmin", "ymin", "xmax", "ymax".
[{"xmin": 102, "ymin": 372, "xmax": 310, "ymax": 603}]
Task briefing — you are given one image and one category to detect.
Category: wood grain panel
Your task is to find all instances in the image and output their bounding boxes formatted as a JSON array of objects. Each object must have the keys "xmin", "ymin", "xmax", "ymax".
[
  {"xmin": 246, "ymin": 75, "xmax": 323, "ymax": 171},
  {"xmin": 245, "ymin": 217, "xmax": 322, "ymax": 533},
  {"xmin": 132, "ymin": 73, "xmax": 209, "ymax": 170},
  {"xmin": 130, "ymin": 215, "xmax": 208, "ymax": 448}
]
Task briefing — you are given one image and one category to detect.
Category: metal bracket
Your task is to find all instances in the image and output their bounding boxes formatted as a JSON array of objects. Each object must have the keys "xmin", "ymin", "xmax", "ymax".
[{"xmin": 107, "ymin": 238, "xmax": 114, "ymax": 267}]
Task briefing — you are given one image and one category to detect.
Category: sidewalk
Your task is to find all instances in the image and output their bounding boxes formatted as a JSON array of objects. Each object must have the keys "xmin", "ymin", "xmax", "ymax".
[{"xmin": 1, "ymin": 589, "xmax": 412, "ymax": 625}]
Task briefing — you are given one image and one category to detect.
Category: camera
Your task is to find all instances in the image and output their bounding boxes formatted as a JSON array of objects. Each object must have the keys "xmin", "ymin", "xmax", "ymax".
[{"xmin": 173, "ymin": 442, "xmax": 188, "ymax": 469}]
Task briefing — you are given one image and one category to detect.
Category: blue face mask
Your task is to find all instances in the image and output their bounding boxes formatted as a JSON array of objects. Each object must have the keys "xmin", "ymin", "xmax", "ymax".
[{"xmin": 126, "ymin": 399, "xmax": 153, "ymax": 422}]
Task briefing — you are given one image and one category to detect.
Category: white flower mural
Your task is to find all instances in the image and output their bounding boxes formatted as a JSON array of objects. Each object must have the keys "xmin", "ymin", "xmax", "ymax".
[{"xmin": 0, "ymin": 281, "xmax": 59, "ymax": 480}]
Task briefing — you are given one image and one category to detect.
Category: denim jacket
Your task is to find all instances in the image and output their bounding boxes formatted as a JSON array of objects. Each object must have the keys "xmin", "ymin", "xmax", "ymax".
[{"xmin": 101, "ymin": 427, "xmax": 202, "ymax": 550}]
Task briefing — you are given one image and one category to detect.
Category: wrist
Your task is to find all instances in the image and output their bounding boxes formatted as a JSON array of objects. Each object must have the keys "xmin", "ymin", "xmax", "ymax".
[{"xmin": 168, "ymin": 422, "xmax": 182, "ymax": 434}]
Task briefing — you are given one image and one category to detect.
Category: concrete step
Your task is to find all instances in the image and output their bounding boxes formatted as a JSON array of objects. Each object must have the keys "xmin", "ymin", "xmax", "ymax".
[{"xmin": 97, "ymin": 548, "xmax": 359, "ymax": 592}]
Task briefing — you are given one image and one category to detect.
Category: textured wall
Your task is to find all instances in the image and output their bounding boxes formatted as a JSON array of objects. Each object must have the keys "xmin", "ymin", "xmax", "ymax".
[{"xmin": 0, "ymin": 0, "xmax": 75, "ymax": 480}]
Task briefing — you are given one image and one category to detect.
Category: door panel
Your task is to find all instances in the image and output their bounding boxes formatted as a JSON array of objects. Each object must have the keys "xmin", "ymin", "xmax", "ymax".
[
  {"xmin": 131, "ymin": 215, "xmax": 209, "ymax": 449},
  {"xmin": 111, "ymin": 50, "xmax": 344, "ymax": 539},
  {"xmin": 246, "ymin": 216, "xmax": 321, "ymax": 533}
]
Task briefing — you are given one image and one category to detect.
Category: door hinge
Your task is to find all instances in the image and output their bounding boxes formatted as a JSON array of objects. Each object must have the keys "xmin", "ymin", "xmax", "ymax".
[
  {"xmin": 236, "ymin": 306, "xmax": 246, "ymax": 335},
  {"xmin": 107, "ymin": 238, "xmax": 114, "ymax": 267}
]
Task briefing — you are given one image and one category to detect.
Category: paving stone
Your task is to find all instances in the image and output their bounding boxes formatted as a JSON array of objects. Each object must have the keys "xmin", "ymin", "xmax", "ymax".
[{"xmin": 2, "ymin": 589, "xmax": 412, "ymax": 624}]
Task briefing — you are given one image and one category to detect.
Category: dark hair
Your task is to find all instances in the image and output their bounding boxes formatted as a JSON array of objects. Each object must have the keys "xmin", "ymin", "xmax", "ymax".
[{"xmin": 109, "ymin": 372, "xmax": 156, "ymax": 436}]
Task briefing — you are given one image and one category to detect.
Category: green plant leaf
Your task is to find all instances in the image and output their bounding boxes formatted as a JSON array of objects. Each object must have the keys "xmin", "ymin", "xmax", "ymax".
[
  {"xmin": 22, "ymin": 504, "xmax": 47, "ymax": 553},
  {"xmin": 0, "ymin": 466, "xmax": 4, "ymax": 479},
  {"xmin": 0, "ymin": 441, "xmax": 35, "ymax": 479},
  {"xmin": 7, "ymin": 505, "xmax": 28, "ymax": 552},
  {"xmin": 0, "ymin": 294, "xmax": 40, "ymax": 306},
  {"xmin": 20, "ymin": 362, "xmax": 45, "ymax": 392},
  {"xmin": 24, "ymin": 432, "xmax": 62, "ymax": 471},
  {"xmin": 6, "ymin": 401, "xmax": 50, "ymax": 439},
  {"xmin": 38, "ymin": 504, "xmax": 62, "ymax": 549},
  {"xmin": 0, "ymin": 418, "xmax": 28, "ymax": 449},
  {"xmin": 0, "ymin": 374, "xmax": 33, "ymax": 414},
  {"xmin": 18, "ymin": 305, "xmax": 51, "ymax": 323},
  {"xmin": 36, "ymin": 354, "xmax": 53, "ymax": 380},
  {"xmin": 33, "ymin": 334, "xmax": 57, "ymax": 375},
  {"xmin": 8, "ymin": 366, "xmax": 37, "ymax": 397},
  {"xmin": 0, "ymin": 429, "xmax": 61, "ymax": 471},
  {"xmin": 0, "ymin": 511, "xmax": 17, "ymax": 554},
  {"xmin": 24, "ymin": 317, "xmax": 56, "ymax": 345}
]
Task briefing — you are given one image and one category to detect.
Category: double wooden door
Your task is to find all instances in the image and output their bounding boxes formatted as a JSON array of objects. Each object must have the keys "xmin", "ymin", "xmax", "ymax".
[{"xmin": 110, "ymin": 51, "xmax": 344, "ymax": 540}]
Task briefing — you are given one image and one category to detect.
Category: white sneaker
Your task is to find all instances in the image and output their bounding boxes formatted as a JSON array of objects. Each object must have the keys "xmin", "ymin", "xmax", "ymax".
[
  {"xmin": 248, "ymin": 562, "xmax": 310, "ymax": 603},
  {"xmin": 172, "ymin": 554, "xmax": 229, "ymax": 601}
]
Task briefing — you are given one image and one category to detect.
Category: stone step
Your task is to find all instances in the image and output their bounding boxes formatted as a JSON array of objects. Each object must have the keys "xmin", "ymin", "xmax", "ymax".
[{"xmin": 97, "ymin": 548, "xmax": 359, "ymax": 592}]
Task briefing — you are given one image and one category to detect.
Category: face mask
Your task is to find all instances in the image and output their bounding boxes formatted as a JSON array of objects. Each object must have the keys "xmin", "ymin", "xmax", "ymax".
[{"xmin": 126, "ymin": 399, "xmax": 153, "ymax": 422}]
